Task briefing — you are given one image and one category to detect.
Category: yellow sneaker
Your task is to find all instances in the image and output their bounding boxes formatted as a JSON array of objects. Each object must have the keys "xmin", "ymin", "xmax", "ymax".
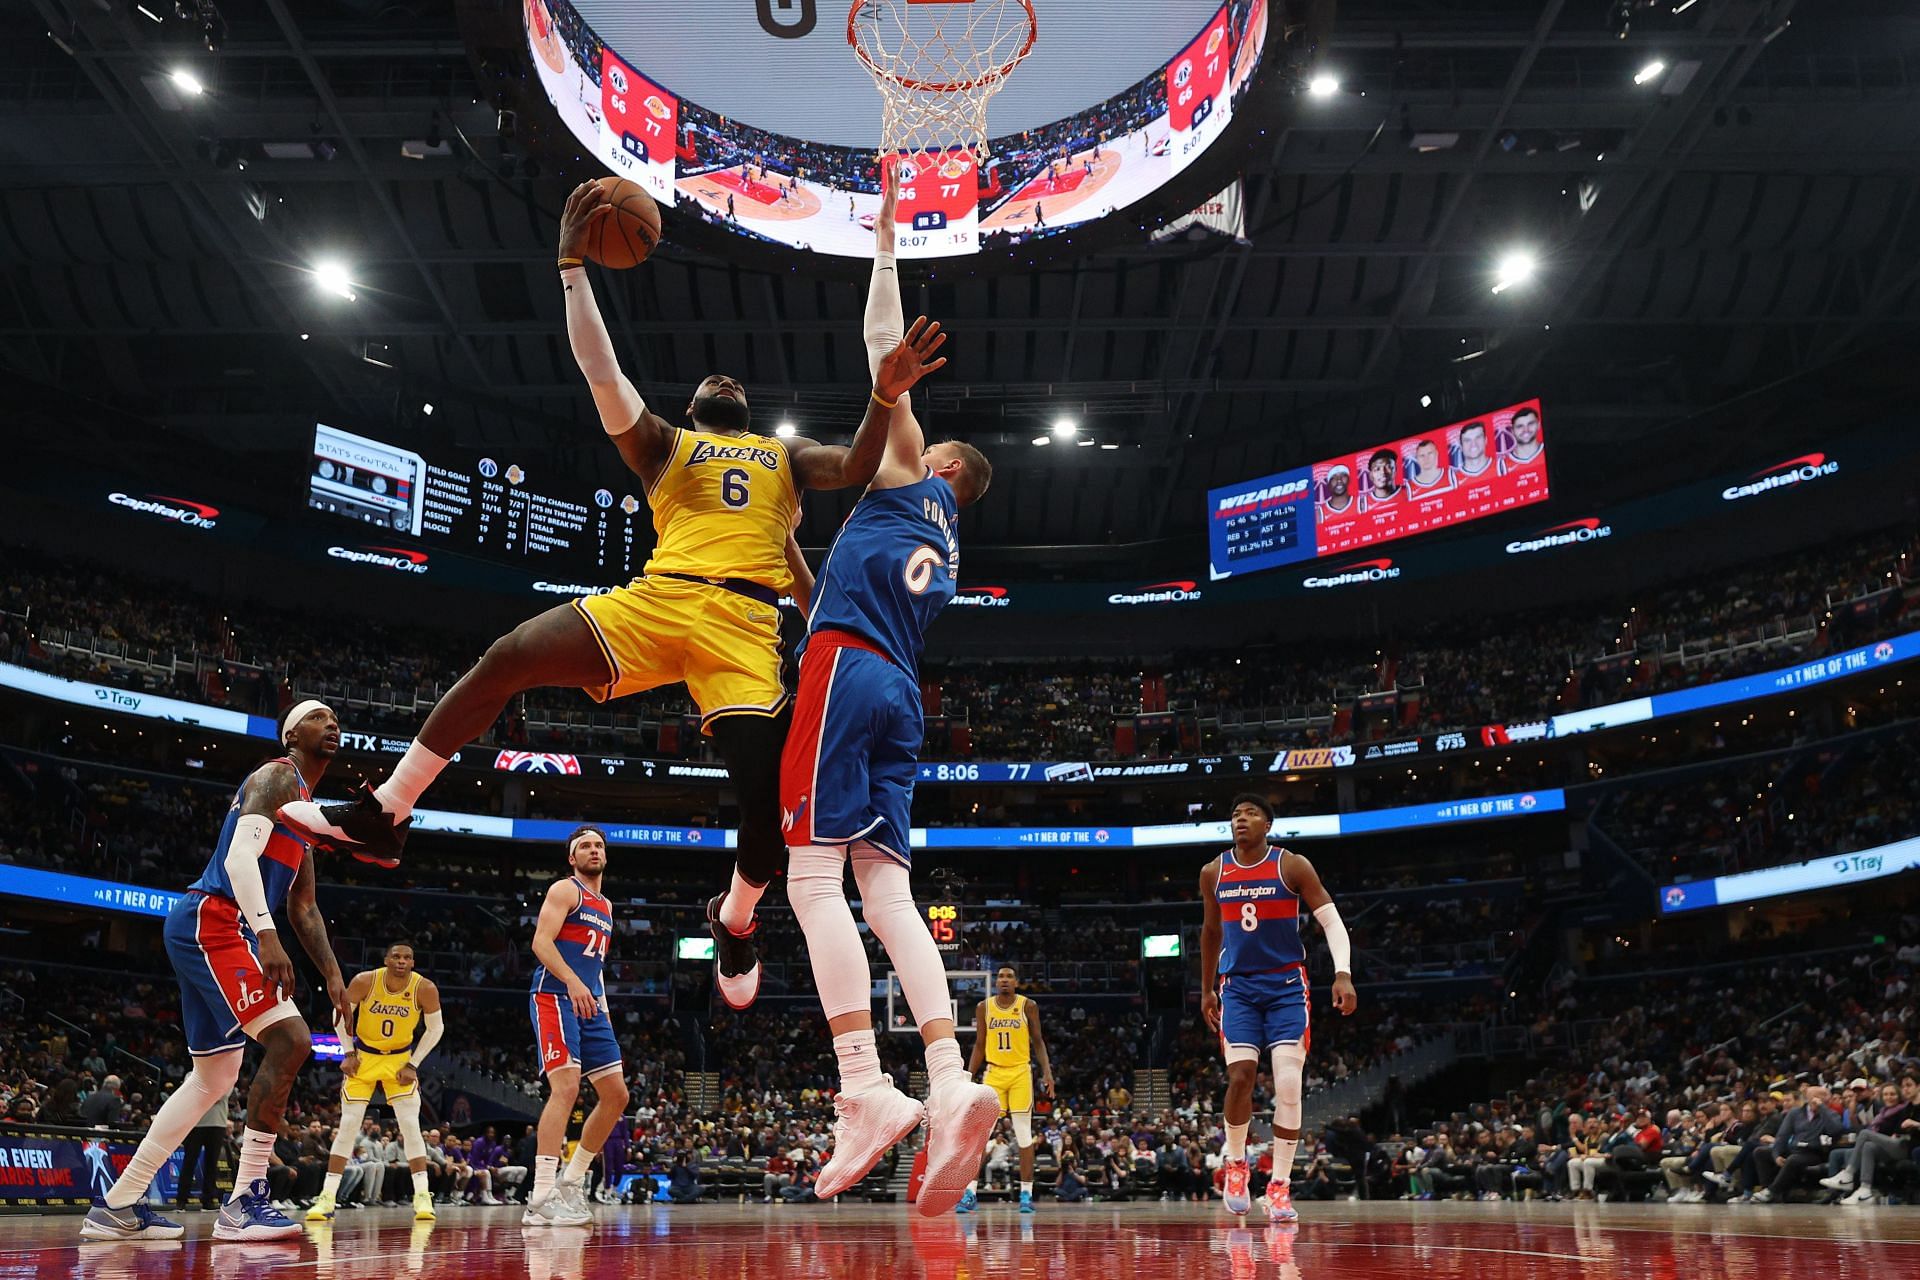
[
  {"xmin": 413, "ymin": 1190, "xmax": 437, "ymax": 1221},
  {"xmin": 305, "ymin": 1191, "xmax": 337, "ymax": 1222}
]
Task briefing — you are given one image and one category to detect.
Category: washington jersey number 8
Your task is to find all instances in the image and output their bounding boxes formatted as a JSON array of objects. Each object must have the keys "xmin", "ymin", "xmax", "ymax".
[
  {"xmin": 904, "ymin": 544, "xmax": 944, "ymax": 595},
  {"xmin": 1239, "ymin": 902, "xmax": 1259, "ymax": 932}
]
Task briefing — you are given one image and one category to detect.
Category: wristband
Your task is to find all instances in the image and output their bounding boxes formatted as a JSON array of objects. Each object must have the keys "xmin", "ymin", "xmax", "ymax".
[
  {"xmin": 871, "ymin": 389, "xmax": 898, "ymax": 409},
  {"xmin": 558, "ymin": 256, "xmax": 584, "ymax": 269}
]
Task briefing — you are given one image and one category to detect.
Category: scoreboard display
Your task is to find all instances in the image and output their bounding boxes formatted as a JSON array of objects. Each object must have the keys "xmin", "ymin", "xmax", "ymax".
[{"xmin": 926, "ymin": 902, "xmax": 963, "ymax": 957}]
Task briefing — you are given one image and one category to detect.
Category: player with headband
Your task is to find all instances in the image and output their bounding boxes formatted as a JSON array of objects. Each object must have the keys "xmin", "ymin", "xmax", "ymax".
[
  {"xmin": 1200, "ymin": 793, "xmax": 1357, "ymax": 1223},
  {"xmin": 84, "ymin": 701, "xmax": 356, "ymax": 1241}
]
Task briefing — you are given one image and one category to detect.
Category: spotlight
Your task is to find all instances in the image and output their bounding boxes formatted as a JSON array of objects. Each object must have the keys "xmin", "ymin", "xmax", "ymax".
[
  {"xmin": 136, "ymin": 4, "xmax": 165, "ymax": 23},
  {"xmin": 1420, "ymin": 394, "xmax": 1433, "ymax": 408},
  {"xmin": 1076, "ymin": 438, "xmax": 1095, "ymax": 447},
  {"xmin": 169, "ymin": 68, "xmax": 204, "ymax": 96},
  {"xmin": 1050, "ymin": 418, "xmax": 1077, "ymax": 440},
  {"xmin": 312, "ymin": 259, "xmax": 357, "ymax": 301},
  {"xmin": 1100, "ymin": 443, "xmax": 1120, "ymax": 450},
  {"xmin": 1307, "ymin": 74, "xmax": 1339, "ymax": 98},
  {"xmin": 1634, "ymin": 60, "xmax": 1667, "ymax": 85},
  {"xmin": 422, "ymin": 403, "xmax": 434, "ymax": 416},
  {"xmin": 775, "ymin": 421, "xmax": 796, "ymax": 438},
  {"xmin": 1491, "ymin": 249, "xmax": 1538, "ymax": 295},
  {"xmin": 1031, "ymin": 436, "xmax": 1051, "ymax": 447}
]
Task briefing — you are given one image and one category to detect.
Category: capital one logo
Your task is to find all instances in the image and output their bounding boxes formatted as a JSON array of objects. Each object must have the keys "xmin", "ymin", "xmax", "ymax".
[
  {"xmin": 1506, "ymin": 517, "xmax": 1612, "ymax": 555},
  {"xmin": 1303, "ymin": 559, "xmax": 1400, "ymax": 589},
  {"xmin": 1721, "ymin": 453, "xmax": 1839, "ymax": 501},
  {"xmin": 108, "ymin": 492, "xmax": 220, "ymax": 530},
  {"xmin": 1108, "ymin": 580, "xmax": 1203, "ymax": 606},
  {"xmin": 950, "ymin": 586, "xmax": 1011, "ymax": 608},
  {"xmin": 329, "ymin": 545, "xmax": 430, "ymax": 573}
]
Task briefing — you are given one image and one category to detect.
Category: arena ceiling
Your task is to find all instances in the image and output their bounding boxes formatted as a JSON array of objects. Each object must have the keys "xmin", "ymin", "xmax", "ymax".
[{"xmin": 1, "ymin": 0, "xmax": 1916, "ymax": 564}]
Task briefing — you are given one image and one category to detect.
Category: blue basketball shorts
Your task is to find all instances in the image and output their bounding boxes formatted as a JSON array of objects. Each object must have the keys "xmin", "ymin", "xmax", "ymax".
[
  {"xmin": 780, "ymin": 631, "xmax": 921, "ymax": 865},
  {"xmin": 1219, "ymin": 966, "xmax": 1311, "ymax": 1054}
]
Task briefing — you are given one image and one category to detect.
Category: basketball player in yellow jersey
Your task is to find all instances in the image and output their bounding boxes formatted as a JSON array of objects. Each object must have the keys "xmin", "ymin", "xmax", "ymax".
[
  {"xmin": 963, "ymin": 966, "xmax": 1054, "ymax": 1214},
  {"xmin": 307, "ymin": 943, "xmax": 444, "ymax": 1223},
  {"xmin": 302, "ymin": 180, "xmax": 951, "ymax": 1014}
]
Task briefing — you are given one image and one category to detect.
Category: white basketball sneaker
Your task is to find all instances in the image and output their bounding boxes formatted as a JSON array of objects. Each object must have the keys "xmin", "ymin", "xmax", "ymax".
[
  {"xmin": 916, "ymin": 1080, "xmax": 1000, "ymax": 1217},
  {"xmin": 815, "ymin": 1083, "xmax": 926, "ymax": 1201}
]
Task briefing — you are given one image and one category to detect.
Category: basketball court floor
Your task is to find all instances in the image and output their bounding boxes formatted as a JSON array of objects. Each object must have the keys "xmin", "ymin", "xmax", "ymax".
[{"xmin": 39, "ymin": 1201, "xmax": 1920, "ymax": 1279}]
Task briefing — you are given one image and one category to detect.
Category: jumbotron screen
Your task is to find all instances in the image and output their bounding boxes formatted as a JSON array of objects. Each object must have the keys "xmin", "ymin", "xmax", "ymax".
[
  {"xmin": 1207, "ymin": 399, "xmax": 1550, "ymax": 580},
  {"xmin": 523, "ymin": 0, "xmax": 1268, "ymax": 260}
]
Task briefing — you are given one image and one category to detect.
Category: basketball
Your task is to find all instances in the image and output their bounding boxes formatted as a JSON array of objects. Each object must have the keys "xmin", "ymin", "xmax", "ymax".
[{"xmin": 585, "ymin": 176, "xmax": 661, "ymax": 269}]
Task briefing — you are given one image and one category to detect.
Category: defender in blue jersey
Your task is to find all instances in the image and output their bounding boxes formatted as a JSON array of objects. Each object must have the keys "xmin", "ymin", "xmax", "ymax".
[
  {"xmin": 776, "ymin": 161, "xmax": 1001, "ymax": 1221},
  {"xmin": 523, "ymin": 826, "xmax": 629, "ymax": 1228},
  {"xmin": 84, "ymin": 701, "xmax": 356, "ymax": 1244},
  {"xmin": 1200, "ymin": 793, "xmax": 1357, "ymax": 1223}
]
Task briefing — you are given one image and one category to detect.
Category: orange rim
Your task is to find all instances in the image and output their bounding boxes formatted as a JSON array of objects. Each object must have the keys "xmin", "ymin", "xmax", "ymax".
[{"xmin": 847, "ymin": 0, "xmax": 1038, "ymax": 95}]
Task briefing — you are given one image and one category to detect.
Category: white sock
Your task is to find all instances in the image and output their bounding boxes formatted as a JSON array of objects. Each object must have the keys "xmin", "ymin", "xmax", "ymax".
[
  {"xmin": 1021, "ymin": 1180, "xmax": 1034, "ymax": 1195},
  {"xmin": 924, "ymin": 1036, "xmax": 967, "ymax": 1092},
  {"xmin": 229, "ymin": 1128, "xmax": 276, "ymax": 1202},
  {"xmin": 374, "ymin": 741, "xmax": 451, "ymax": 818},
  {"xmin": 834, "ymin": 1029, "xmax": 886, "ymax": 1094},
  {"xmin": 564, "ymin": 1144, "xmax": 596, "ymax": 1184},
  {"xmin": 1273, "ymin": 1137, "xmax": 1298, "ymax": 1185},
  {"xmin": 533, "ymin": 1155, "xmax": 559, "ymax": 1202},
  {"xmin": 412, "ymin": 1169, "xmax": 430, "ymax": 1196},
  {"xmin": 718, "ymin": 867, "xmax": 764, "ymax": 934},
  {"xmin": 967, "ymin": 1180, "xmax": 978, "ymax": 1194},
  {"xmin": 1225, "ymin": 1122, "xmax": 1248, "ymax": 1162},
  {"xmin": 322, "ymin": 1170, "xmax": 343, "ymax": 1199},
  {"xmin": 102, "ymin": 1064, "xmax": 231, "ymax": 1209}
]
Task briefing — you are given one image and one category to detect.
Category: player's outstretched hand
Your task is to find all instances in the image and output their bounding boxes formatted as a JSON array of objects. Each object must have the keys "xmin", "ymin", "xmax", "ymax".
[
  {"xmin": 877, "ymin": 161, "xmax": 899, "ymax": 250},
  {"xmin": 875, "ymin": 315, "xmax": 948, "ymax": 403},
  {"xmin": 559, "ymin": 180, "xmax": 607, "ymax": 262},
  {"xmin": 1331, "ymin": 973, "xmax": 1358, "ymax": 1015},
  {"xmin": 1201, "ymin": 989, "xmax": 1223, "ymax": 1034}
]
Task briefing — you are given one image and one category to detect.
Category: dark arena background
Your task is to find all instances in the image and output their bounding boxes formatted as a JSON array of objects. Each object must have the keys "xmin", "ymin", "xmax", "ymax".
[{"xmin": 4, "ymin": 0, "xmax": 1920, "ymax": 1276}]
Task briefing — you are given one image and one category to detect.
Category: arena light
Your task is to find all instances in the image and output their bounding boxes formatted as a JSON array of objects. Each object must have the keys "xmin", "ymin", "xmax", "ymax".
[
  {"xmin": 169, "ymin": 68, "xmax": 205, "ymax": 96},
  {"xmin": 1634, "ymin": 60, "xmax": 1667, "ymax": 86},
  {"xmin": 421, "ymin": 403, "xmax": 434, "ymax": 416},
  {"xmin": 775, "ymin": 420, "xmax": 796, "ymax": 438},
  {"xmin": 137, "ymin": 4, "xmax": 166, "ymax": 22},
  {"xmin": 1420, "ymin": 394, "xmax": 1433, "ymax": 408},
  {"xmin": 311, "ymin": 258, "xmax": 357, "ymax": 301},
  {"xmin": 1031, "ymin": 435, "xmax": 1051, "ymax": 447},
  {"xmin": 1308, "ymin": 74, "xmax": 1339, "ymax": 98},
  {"xmin": 1491, "ymin": 249, "xmax": 1539, "ymax": 295},
  {"xmin": 1050, "ymin": 417, "xmax": 1077, "ymax": 440}
]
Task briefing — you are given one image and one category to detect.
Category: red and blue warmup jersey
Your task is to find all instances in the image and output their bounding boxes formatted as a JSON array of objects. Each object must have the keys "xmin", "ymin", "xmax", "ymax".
[
  {"xmin": 1215, "ymin": 848, "xmax": 1305, "ymax": 975},
  {"xmin": 804, "ymin": 470, "xmax": 959, "ymax": 677},
  {"xmin": 187, "ymin": 758, "xmax": 311, "ymax": 914},
  {"xmin": 532, "ymin": 878, "xmax": 613, "ymax": 999}
]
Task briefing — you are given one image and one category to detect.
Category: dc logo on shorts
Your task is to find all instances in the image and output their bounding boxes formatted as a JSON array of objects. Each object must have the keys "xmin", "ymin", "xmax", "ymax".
[
  {"xmin": 544, "ymin": 1044, "xmax": 564, "ymax": 1063},
  {"xmin": 235, "ymin": 978, "xmax": 268, "ymax": 1013}
]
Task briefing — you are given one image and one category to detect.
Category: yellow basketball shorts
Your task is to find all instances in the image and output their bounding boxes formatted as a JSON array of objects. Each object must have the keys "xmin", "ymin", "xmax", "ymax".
[
  {"xmin": 572, "ymin": 576, "xmax": 788, "ymax": 733},
  {"xmin": 343, "ymin": 1049, "xmax": 416, "ymax": 1103},
  {"xmin": 984, "ymin": 1063, "xmax": 1034, "ymax": 1116}
]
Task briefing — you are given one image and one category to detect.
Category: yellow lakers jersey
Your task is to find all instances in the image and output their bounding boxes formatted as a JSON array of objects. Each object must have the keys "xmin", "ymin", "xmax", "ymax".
[
  {"xmin": 644, "ymin": 428, "xmax": 797, "ymax": 592},
  {"xmin": 982, "ymin": 996, "xmax": 1032, "ymax": 1068},
  {"xmin": 355, "ymin": 971, "xmax": 423, "ymax": 1053}
]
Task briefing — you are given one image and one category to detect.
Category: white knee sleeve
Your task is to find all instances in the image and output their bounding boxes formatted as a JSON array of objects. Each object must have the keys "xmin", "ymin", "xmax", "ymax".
[
  {"xmin": 393, "ymin": 1092, "xmax": 427, "ymax": 1162},
  {"xmin": 1271, "ymin": 1044, "xmax": 1305, "ymax": 1131},
  {"xmin": 196, "ymin": 1049, "xmax": 244, "ymax": 1095},
  {"xmin": 788, "ymin": 845, "xmax": 871, "ymax": 1021},
  {"xmin": 1012, "ymin": 1112, "xmax": 1034, "ymax": 1148},
  {"xmin": 853, "ymin": 846, "xmax": 949, "ymax": 1031},
  {"xmin": 332, "ymin": 1099, "xmax": 368, "ymax": 1160}
]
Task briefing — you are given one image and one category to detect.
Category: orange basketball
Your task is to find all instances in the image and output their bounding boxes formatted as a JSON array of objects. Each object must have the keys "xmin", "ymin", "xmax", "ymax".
[{"xmin": 584, "ymin": 176, "xmax": 662, "ymax": 269}]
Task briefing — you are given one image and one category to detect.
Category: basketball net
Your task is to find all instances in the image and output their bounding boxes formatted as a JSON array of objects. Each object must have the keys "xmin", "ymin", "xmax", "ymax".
[{"xmin": 849, "ymin": 0, "xmax": 1038, "ymax": 162}]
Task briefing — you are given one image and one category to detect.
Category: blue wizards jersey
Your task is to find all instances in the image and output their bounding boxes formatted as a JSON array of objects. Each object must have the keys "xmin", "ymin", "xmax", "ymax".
[
  {"xmin": 1215, "ymin": 848, "xmax": 1306, "ymax": 976},
  {"xmin": 805, "ymin": 471, "xmax": 959, "ymax": 675},
  {"xmin": 188, "ymin": 757, "xmax": 311, "ymax": 915},
  {"xmin": 532, "ymin": 878, "xmax": 613, "ymax": 999}
]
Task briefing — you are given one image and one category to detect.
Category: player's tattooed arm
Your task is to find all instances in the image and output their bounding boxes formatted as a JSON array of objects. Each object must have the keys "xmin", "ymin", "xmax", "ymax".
[
  {"xmin": 289, "ymin": 849, "xmax": 352, "ymax": 1024},
  {"xmin": 558, "ymin": 181, "xmax": 673, "ymax": 485},
  {"xmin": 239, "ymin": 759, "xmax": 303, "ymax": 820},
  {"xmin": 1198, "ymin": 857, "xmax": 1224, "ymax": 1034}
]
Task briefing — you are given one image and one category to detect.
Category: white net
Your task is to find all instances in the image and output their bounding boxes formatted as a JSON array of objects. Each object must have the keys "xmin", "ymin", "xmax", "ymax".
[{"xmin": 849, "ymin": 0, "xmax": 1039, "ymax": 159}]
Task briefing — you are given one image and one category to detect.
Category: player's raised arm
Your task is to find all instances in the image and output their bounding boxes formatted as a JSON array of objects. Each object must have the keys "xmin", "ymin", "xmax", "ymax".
[
  {"xmin": 1282, "ymin": 850, "xmax": 1356, "ymax": 1015},
  {"xmin": 557, "ymin": 181, "xmax": 675, "ymax": 483},
  {"xmin": 1199, "ymin": 857, "xmax": 1224, "ymax": 1033},
  {"xmin": 787, "ymin": 316, "xmax": 947, "ymax": 491},
  {"xmin": 531, "ymin": 879, "xmax": 598, "ymax": 1020}
]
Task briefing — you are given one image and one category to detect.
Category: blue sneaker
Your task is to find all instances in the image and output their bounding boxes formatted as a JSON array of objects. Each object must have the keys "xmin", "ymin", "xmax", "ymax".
[
  {"xmin": 955, "ymin": 1188, "xmax": 977, "ymax": 1214},
  {"xmin": 212, "ymin": 1180, "xmax": 302, "ymax": 1241},
  {"xmin": 1019, "ymin": 1190, "xmax": 1035, "ymax": 1214},
  {"xmin": 80, "ymin": 1201, "xmax": 185, "ymax": 1241}
]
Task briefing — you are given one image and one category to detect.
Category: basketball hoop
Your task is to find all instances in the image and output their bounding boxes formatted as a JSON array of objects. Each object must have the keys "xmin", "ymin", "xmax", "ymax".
[{"xmin": 848, "ymin": 0, "xmax": 1038, "ymax": 160}]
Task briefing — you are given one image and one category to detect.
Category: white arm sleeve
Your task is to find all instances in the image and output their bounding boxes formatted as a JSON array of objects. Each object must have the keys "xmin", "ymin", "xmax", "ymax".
[
  {"xmin": 223, "ymin": 813, "xmax": 278, "ymax": 935},
  {"xmin": 863, "ymin": 253, "xmax": 903, "ymax": 378},
  {"xmin": 335, "ymin": 1007, "xmax": 355, "ymax": 1044},
  {"xmin": 561, "ymin": 266, "xmax": 646, "ymax": 436},
  {"xmin": 409, "ymin": 1010, "xmax": 445, "ymax": 1068},
  {"xmin": 1313, "ymin": 902, "xmax": 1352, "ymax": 976}
]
